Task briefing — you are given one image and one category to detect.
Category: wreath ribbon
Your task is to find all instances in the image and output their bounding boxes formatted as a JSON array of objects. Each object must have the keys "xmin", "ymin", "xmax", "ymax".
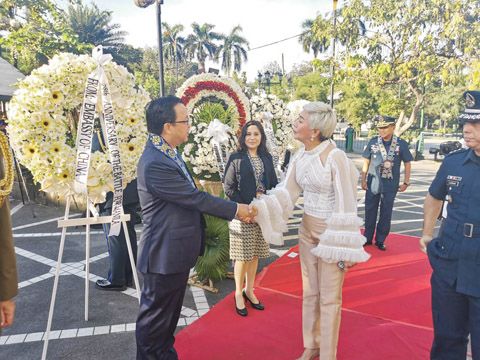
[{"xmin": 73, "ymin": 46, "xmax": 124, "ymax": 236}]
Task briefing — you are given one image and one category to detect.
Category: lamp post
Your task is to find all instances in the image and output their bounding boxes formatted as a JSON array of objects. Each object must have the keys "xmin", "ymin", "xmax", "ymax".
[
  {"xmin": 134, "ymin": 0, "xmax": 165, "ymax": 96},
  {"xmin": 329, "ymin": 0, "xmax": 339, "ymax": 107},
  {"xmin": 257, "ymin": 71, "xmax": 283, "ymax": 94}
]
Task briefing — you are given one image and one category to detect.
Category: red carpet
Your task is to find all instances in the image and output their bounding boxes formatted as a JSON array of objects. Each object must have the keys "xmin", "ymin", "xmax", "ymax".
[{"xmin": 176, "ymin": 233, "xmax": 434, "ymax": 359}]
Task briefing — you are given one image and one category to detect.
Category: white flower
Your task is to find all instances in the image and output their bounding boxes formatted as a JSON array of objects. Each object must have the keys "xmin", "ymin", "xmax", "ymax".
[{"xmin": 7, "ymin": 52, "xmax": 151, "ymax": 204}]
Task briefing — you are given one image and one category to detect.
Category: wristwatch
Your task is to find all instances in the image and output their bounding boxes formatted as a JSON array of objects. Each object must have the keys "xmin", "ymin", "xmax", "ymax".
[
  {"xmin": 403, "ymin": 182, "xmax": 410, "ymax": 186},
  {"xmin": 337, "ymin": 261, "xmax": 345, "ymax": 271}
]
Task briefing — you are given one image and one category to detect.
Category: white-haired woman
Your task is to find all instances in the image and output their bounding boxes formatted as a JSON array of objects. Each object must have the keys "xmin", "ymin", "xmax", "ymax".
[{"xmin": 252, "ymin": 102, "xmax": 370, "ymax": 360}]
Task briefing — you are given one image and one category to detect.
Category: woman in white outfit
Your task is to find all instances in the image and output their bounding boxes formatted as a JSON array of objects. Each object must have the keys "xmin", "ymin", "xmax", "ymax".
[{"xmin": 252, "ymin": 102, "xmax": 370, "ymax": 360}]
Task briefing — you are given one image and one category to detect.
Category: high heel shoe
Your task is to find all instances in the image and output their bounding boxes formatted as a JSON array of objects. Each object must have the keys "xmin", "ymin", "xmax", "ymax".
[
  {"xmin": 234, "ymin": 295, "xmax": 248, "ymax": 316},
  {"xmin": 242, "ymin": 290, "xmax": 265, "ymax": 310},
  {"xmin": 296, "ymin": 348, "xmax": 319, "ymax": 360}
]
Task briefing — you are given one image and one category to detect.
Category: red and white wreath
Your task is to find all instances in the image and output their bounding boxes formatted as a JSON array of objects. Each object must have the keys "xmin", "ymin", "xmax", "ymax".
[{"xmin": 176, "ymin": 73, "xmax": 250, "ymax": 133}]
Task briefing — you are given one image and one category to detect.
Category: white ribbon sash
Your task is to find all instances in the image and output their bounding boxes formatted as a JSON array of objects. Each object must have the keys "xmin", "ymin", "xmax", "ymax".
[
  {"xmin": 74, "ymin": 46, "xmax": 124, "ymax": 236},
  {"xmin": 207, "ymin": 119, "xmax": 232, "ymax": 182}
]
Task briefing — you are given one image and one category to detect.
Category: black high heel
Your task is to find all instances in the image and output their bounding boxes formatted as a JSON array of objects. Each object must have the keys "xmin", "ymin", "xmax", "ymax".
[
  {"xmin": 234, "ymin": 295, "xmax": 248, "ymax": 316},
  {"xmin": 242, "ymin": 290, "xmax": 265, "ymax": 310}
]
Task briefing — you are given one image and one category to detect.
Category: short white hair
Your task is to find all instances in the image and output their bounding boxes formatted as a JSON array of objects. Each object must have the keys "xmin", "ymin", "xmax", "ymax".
[{"xmin": 303, "ymin": 102, "xmax": 337, "ymax": 139}]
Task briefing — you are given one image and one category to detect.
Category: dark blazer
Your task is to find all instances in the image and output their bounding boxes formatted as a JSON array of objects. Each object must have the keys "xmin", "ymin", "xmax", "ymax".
[
  {"xmin": 100, "ymin": 179, "xmax": 139, "ymax": 213},
  {"xmin": 223, "ymin": 151, "xmax": 278, "ymax": 204},
  {"xmin": 137, "ymin": 141, "xmax": 237, "ymax": 275}
]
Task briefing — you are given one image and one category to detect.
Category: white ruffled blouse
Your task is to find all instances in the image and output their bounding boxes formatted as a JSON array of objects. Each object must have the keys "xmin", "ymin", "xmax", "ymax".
[{"xmin": 252, "ymin": 140, "xmax": 370, "ymax": 263}]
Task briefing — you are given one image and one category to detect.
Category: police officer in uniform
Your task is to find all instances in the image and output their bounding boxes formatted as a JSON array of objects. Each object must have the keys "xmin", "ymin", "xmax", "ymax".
[
  {"xmin": 421, "ymin": 90, "xmax": 480, "ymax": 359},
  {"xmin": 361, "ymin": 116, "xmax": 413, "ymax": 250}
]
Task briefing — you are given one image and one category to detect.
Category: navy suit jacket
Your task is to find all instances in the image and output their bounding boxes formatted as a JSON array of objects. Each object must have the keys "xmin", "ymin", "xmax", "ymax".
[{"xmin": 137, "ymin": 141, "xmax": 237, "ymax": 275}]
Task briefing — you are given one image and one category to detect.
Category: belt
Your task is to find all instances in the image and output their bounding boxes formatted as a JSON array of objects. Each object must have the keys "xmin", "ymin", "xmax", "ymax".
[{"xmin": 443, "ymin": 218, "xmax": 480, "ymax": 238}]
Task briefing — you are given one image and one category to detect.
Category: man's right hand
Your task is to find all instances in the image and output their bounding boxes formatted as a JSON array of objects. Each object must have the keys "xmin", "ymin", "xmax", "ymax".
[
  {"xmin": 419, "ymin": 235, "xmax": 433, "ymax": 254},
  {"xmin": 0, "ymin": 299, "xmax": 15, "ymax": 328},
  {"xmin": 236, "ymin": 204, "xmax": 257, "ymax": 223},
  {"xmin": 361, "ymin": 179, "xmax": 368, "ymax": 191}
]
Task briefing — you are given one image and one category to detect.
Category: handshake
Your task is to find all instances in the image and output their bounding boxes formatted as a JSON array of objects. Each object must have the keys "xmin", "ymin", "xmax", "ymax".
[{"xmin": 236, "ymin": 204, "xmax": 258, "ymax": 223}]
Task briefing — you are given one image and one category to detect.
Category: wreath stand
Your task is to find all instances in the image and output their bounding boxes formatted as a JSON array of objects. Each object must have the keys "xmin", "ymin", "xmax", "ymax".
[{"xmin": 41, "ymin": 195, "xmax": 140, "ymax": 360}]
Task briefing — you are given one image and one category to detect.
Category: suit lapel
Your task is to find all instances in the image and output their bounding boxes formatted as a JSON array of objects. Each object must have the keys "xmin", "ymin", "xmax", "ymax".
[{"xmin": 151, "ymin": 142, "xmax": 192, "ymax": 184}]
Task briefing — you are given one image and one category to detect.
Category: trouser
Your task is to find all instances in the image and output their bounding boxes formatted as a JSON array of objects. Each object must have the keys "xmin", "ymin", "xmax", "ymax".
[
  {"xmin": 299, "ymin": 214, "xmax": 345, "ymax": 360},
  {"xmin": 364, "ymin": 189, "xmax": 397, "ymax": 244},
  {"xmin": 431, "ymin": 271, "xmax": 480, "ymax": 360},
  {"xmin": 136, "ymin": 271, "xmax": 190, "ymax": 360},
  {"xmin": 101, "ymin": 206, "xmax": 138, "ymax": 286}
]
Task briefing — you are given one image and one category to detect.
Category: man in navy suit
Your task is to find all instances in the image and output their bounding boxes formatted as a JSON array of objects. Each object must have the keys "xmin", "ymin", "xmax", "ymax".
[{"xmin": 135, "ymin": 96, "xmax": 255, "ymax": 359}]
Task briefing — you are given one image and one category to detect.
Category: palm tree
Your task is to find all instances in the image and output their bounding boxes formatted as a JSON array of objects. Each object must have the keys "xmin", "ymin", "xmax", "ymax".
[
  {"xmin": 162, "ymin": 23, "xmax": 185, "ymax": 85},
  {"xmin": 298, "ymin": 19, "xmax": 329, "ymax": 58},
  {"xmin": 184, "ymin": 22, "xmax": 223, "ymax": 73},
  {"xmin": 216, "ymin": 25, "xmax": 249, "ymax": 77},
  {"xmin": 162, "ymin": 23, "xmax": 185, "ymax": 62},
  {"xmin": 66, "ymin": 3, "xmax": 126, "ymax": 53}
]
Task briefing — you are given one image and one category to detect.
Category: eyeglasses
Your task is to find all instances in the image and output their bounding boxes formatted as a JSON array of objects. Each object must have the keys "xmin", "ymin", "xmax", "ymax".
[{"xmin": 173, "ymin": 114, "xmax": 194, "ymax": 126}]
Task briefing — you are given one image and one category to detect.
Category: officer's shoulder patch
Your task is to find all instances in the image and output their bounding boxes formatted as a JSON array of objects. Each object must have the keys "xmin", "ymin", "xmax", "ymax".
[{"xmin": 444, "ymin": 148, "xmax": 468, "ymax": 159}]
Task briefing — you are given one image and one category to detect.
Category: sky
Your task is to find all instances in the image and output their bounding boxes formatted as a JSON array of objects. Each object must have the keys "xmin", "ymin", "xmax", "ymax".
[{"xmin": 85, "ymin": 0, "xmax": 334, "ymax": 80}]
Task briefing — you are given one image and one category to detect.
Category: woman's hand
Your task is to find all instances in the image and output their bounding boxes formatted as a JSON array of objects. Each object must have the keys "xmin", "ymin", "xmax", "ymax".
[
  {"xmin": 345, "ymin": 261, "xmax": 356, "ymax": 269},
  {"xmin": 338, "ymin": 261, "xmax": 356, "ymax": 272}
]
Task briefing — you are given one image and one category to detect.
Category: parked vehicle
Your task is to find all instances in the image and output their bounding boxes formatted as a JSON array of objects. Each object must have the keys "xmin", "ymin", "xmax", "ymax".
[{"xmin": 429, "ymin": 141, "xmax": 462, "ymax": 161}]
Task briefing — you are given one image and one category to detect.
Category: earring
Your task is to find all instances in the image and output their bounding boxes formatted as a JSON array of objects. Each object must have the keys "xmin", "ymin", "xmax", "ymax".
[{"xmin": 310, "ymin": 136, "xmax": 314, "ymax": 141}]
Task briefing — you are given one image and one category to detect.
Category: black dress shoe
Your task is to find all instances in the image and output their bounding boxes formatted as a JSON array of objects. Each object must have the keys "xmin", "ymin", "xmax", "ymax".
[
  {"xmin": 364, "ymin": 241, "xmax": 373, "ymax": 246},
  {"xmin": 234, "ymin": 295, "xmax": 248, "ymax": 316},
  {"xmin": 376, "ymin": 243, "xmax": 386, "ymax": 251},
  {"xmin": 95, "ymin": 279, "xmax": 127, "ymax": 291},
  {"xmin": 242, "ymin": 290, "xmax": 265, "ymax": 310}
]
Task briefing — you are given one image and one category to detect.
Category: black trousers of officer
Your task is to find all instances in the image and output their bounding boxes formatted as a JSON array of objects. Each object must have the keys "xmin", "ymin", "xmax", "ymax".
[
  {"xmin": 136, "ymin": 271, "xmax": 190, "ymax": 360},
  {"xmin": 101, "ymin": 205, "xmax": 138, "ymax": 286},
  {"xmin": 431, "ymin": 272, "xmax": 480, "ymax": 359},
  {"xmin": 364, "ymin": 189, "xmax": 397, "ymax": 245}
]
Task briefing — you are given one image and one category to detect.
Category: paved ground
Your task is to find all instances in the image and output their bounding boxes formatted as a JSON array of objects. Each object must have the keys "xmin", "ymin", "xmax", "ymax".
[{"xmin": 0, "ymin": 156, "xmax": 448, "ymax": 359}]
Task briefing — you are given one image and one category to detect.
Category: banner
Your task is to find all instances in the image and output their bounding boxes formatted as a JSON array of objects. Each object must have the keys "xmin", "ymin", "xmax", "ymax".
[{"xmin": 74, "ymin": 46, "xmax": 123, "ymax": 236}]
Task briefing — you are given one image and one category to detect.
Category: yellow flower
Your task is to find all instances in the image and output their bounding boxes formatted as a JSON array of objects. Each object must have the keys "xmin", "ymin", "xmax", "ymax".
[
  {"xmin": 51, "ymin": 90, "xmax": 64, "ymax": 104},
  {"xmin": 57, "ymin": 169, "xmax": 71, "ymax": 181},
  {"xmin": 22, "ymin": 143, "xmax": 39, "ymax": 159}
]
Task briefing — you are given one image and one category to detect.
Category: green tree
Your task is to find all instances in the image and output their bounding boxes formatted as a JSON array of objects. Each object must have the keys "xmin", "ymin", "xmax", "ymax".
[
  {"xmin": 185, "ymin": 22, "xmax": 222, "ymax": 73},
  {"xmin": 162, "ymin": 22, "xmax": 186, "ymax": 87},
  {"xmin": 66, "ymin": 2, "xmax": 126, "ymax": 61},
  {"xmin": 134, "ymin": 47, "xmax": 198, "ymax": 98},
  {"xmin": 335, "ymin": 80, "xmax": 379, "ymax": 129},
  {"xmin": 0, "ymin": 0, "xmax": 86, "ymax": 74},
  {"xmin": 292, "ymin": 71, "xmax": 330, "ymax": 102},
  {"xmin": 312, "ymin": 0, "xmax": 480, "ymax": 134},
  {"xmin": 298, "ymin": 18, "xmax": 329, "ymax": 58},
  {"xmin": 162, "ymin": 23, "xmax": 185, "ymax": 62},
  {"xmin": 216, "ymin": 25, "xmax": 249, "ymax": 76}
]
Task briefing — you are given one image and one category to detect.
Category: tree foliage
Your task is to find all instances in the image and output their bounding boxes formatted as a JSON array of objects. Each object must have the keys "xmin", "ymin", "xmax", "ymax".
[
  {"xmin": 0, "ymin": 0, "xmax": 88, "ymax": 74},
  {"xmin": 310, "ymin": 0, "xmax": 480, "ymax": 134},
  {"xmin": 216, "ymin": 25, "xmax": 249, "ymax": 76}
]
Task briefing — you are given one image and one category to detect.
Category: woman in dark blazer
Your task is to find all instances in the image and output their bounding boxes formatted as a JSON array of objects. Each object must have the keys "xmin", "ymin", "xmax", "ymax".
[{"xmin": 224, "ymin": 120, "xmax": 278, "ymax": 316}]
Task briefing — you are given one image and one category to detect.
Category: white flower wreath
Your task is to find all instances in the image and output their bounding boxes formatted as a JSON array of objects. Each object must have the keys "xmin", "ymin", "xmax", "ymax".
[
  {"xmin": 250, "ymin": 94, "xmax": 295, "ymax": 156},
  {"xmin": 7, "ymin": 52, "xmax": 150, "ymax": 203},
  {"xmin": 182, "ymin": 122, "xmax": 237, "ymax": 181},
  {"xmin": 176, "ymin": 73, "xmax": 251, "ymax": 134}
]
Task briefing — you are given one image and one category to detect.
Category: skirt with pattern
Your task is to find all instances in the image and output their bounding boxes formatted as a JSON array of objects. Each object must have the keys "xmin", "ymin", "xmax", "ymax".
[{"xmin": 229, "ymin": 219, "xmax": 271, "ymax": 261}]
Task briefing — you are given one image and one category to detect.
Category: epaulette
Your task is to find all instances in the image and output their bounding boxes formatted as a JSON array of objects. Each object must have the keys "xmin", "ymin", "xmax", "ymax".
[{"xmin": 445, "ymin": 148, "xmax": 468, "ymax": 158}]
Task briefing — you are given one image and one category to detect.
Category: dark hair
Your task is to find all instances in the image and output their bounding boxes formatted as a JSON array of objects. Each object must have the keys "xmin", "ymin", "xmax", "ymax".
[
  {"xmin": 145, "ymin": 96, "xmax": 183, "ymax": 135},
  {"xmin": 238, "ymin": 120, "xmax": 269, "ymax": 156}
]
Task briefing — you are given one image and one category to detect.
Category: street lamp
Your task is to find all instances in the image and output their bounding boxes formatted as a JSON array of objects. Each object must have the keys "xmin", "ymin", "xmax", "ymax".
[
  {"xmin": 134, "ymin": 0, "xmax": 165, "ymax": 96},
  {"xmin": 257, "ymin": 71, "xmax": 283, "ymax": 94},
  {"xmin": 330, "ymin": 0, "xmax": 339, "ymax": 107}
]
